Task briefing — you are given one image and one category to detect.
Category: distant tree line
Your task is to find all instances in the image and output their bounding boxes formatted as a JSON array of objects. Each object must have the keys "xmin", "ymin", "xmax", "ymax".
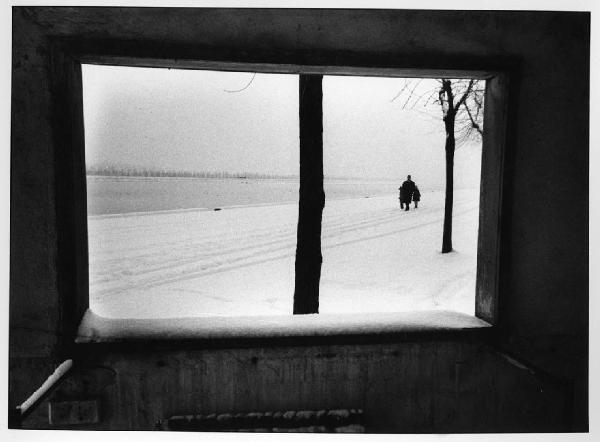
[
  {"xmin": 86, "ymin": 164, "xmax": 398, "ymax": 182},
  {"xmin": 86, "ymin": 165, "xmax": 299, "ymax": 180}
]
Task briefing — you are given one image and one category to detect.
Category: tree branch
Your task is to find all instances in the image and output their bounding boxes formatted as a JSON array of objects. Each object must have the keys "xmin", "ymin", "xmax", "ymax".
[
  {"xmin": 224, "ymin": 72, "xmax": 256, "ymax": 93},
  {"xmin": 464, "ymin": 102, "xmax": 484, "ymax": 136},
  {"xmin": 453, "ymin": 79, "xmax": 474, "ymax": 113},
  {"xmin": 401, "ymin": 79, "xmax": 423, "ymax": 109},
  {"xmin": 390, "ymin": 79, "xmax": 413, "ymax": 103}
]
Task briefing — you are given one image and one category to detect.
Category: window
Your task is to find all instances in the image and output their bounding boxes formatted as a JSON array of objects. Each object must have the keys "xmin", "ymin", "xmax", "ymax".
[
  {"xmin": 81, "ymin": 63, "xmax": 502, "ymax": 323},
  {"xmin": 320, "ymin": 76, "xmax": 482, "ymax": 316},
  {"xmin": 83, "ymin": 65, "xmax": 299, "ymax": 318}
]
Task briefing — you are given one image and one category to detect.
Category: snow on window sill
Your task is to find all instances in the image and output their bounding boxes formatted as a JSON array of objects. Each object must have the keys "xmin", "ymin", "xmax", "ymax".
[{"xmin": 75, "ymin": 309, "xmax": 491, "ymax": 344}]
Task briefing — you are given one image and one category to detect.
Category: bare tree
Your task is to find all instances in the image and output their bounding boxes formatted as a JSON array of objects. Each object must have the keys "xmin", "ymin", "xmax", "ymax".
[{"xmin": 393, "ymin": 78, "xmax": 484, "ymax": 253}]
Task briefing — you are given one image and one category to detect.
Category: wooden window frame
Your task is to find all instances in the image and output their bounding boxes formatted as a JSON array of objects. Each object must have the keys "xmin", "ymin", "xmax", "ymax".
[{"xmin": 50, "ymin": 40, "xmax": 509, "ymax": 348}]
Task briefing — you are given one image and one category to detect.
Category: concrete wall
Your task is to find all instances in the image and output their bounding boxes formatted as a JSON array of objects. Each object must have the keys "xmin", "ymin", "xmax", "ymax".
[
  {"xmin": 20, "ymin": 340, "xmax": 573, "ymax": 433},
  {"xmin": 10, "ymin": 8, "xmax": 589, "ymax": 432}
]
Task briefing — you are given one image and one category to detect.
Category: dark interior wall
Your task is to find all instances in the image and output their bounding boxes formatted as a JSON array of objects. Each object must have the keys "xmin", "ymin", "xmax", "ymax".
[
  {"xmin": 10, "ymin": 7, "xmax": 589, "ymax": 431},
  {"xmin": 21, "ymin": 339, "xmax": 572, "ymax": 433}
]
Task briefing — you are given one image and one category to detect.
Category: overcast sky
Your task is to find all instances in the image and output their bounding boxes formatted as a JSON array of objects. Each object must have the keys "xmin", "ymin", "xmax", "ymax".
[{"xmin": 82, "ymin": 64, "xmax": 482, "ymax": 189}]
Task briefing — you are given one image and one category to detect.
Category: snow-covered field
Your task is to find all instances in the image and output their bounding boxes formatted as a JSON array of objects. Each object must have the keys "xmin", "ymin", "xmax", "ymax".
[{"xmin": 88, "ymin": 188, "xmax": 479, "ymax": 319}]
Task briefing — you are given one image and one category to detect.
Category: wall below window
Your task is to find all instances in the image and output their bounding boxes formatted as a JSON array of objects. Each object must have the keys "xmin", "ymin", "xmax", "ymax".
[
  {"xmin": 10, "ymin": 7, "xmax": 589, "ymax": 432},
  {"xmin": 21, "ymin": 340, "xmax": 572, "ymax": 432}
]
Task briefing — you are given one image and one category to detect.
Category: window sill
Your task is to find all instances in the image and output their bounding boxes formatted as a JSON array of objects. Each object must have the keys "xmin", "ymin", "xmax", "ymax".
[{"xmin": 75, "ymin": 309, "xmax": 492, "ymax": 349}]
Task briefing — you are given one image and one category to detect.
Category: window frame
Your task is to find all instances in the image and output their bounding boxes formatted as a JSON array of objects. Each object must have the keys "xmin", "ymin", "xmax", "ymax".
[{"xmin": 51, "ymin": 39, "xmax": 509, "ymax": 348}]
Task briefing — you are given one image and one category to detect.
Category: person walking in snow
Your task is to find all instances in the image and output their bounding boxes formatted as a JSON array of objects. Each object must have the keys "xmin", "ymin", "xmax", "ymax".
[
  {"xmin": 412, "ymin": 186, "xmax": 421, "ymax": 208},
  {"xmin": 399, "ymin": 175, "xmax": 416, "ymax": 211}
]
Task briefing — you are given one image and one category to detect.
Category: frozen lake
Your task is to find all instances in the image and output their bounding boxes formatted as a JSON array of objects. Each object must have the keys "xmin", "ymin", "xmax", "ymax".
[
  {"xmin": 87, "ymin": 177, "xmax": 479, "ymax": 319},
  {"xmin": 86, "ymin": 175, "xmax": 406, "ymax": 215}
]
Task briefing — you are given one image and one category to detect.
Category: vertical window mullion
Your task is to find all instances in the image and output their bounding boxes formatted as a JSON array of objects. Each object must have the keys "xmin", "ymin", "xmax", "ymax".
[{"xmin": 293, "ymin": 74, "xmax": 324, "ymax": 314}]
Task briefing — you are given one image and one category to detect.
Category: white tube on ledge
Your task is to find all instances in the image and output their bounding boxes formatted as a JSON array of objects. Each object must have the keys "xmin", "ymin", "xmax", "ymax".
[{"xmin": 19, "ymin": 359, "xmax": 74, "ymax": 414}]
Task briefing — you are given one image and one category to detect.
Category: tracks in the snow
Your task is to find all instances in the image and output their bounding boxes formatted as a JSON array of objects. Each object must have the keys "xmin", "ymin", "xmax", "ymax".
[{"xmin": 89, "ymin": 197, "xmax": 478, "ymax": 297}]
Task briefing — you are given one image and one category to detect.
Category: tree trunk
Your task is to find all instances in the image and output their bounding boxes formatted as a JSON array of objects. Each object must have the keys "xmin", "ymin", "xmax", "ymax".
[
  {"xmin": 293, "ymin": 75, "xmax": 324, "ymax": 314},
  {"xmin": 442, "ymin": 114, "xmax": 455, "ymax": 253}
]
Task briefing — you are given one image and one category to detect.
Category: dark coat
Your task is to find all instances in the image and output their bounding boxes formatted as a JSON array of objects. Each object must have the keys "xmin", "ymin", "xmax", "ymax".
[
  {"xmin": 412, "ymin": 187, "xmax": 421, "ymax": 201},
  {"xmin": 398, "ymin": 187, "xmax": 409, "ymax": 202},
  {"xmin": 400, "ymin": 180, "xmax": 416, "ymax": 201}
]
